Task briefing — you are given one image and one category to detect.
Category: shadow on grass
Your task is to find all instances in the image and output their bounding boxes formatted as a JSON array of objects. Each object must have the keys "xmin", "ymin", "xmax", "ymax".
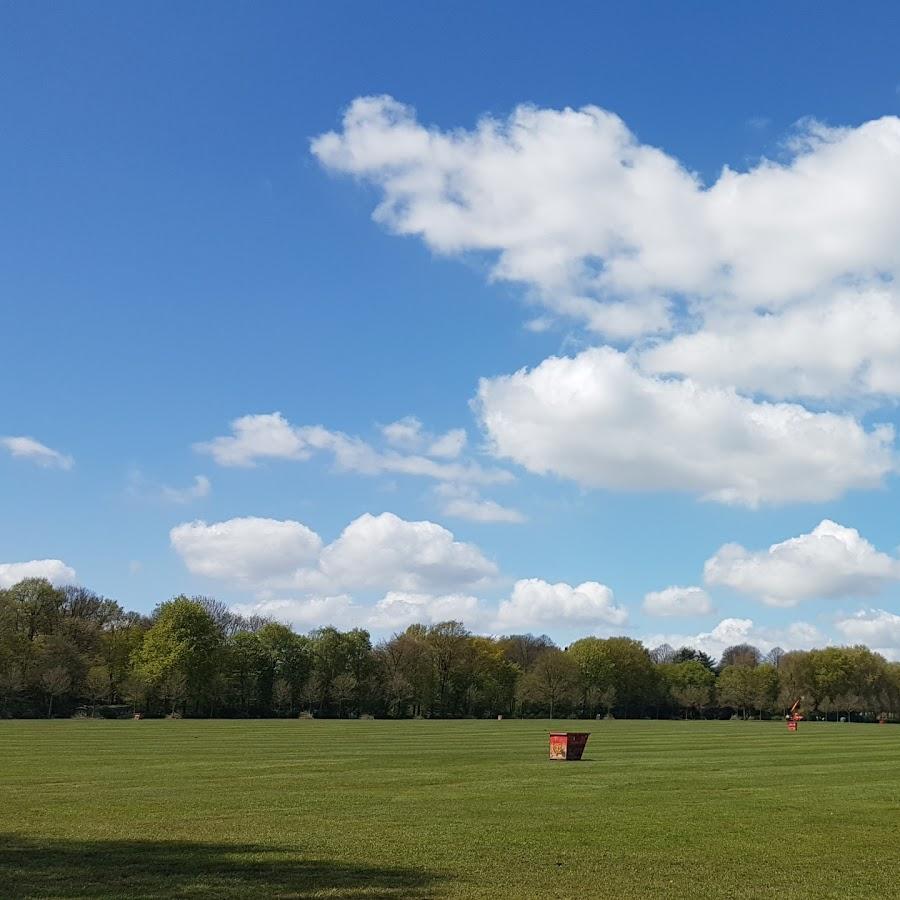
[{"xmin": 0, "ymin": 834, "xmax": 446, "ymax": 899}]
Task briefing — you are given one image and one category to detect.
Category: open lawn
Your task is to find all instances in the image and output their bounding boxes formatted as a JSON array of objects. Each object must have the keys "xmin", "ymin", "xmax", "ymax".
[{"xmin": 1, "ymin": 719, "xmax": 898, "ymax": 899}]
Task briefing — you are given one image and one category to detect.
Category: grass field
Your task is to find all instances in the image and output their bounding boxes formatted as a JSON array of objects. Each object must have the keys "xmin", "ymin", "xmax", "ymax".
[{"xmin": 2, "ymin": 719, "xmax": 898, "ymax": 899}]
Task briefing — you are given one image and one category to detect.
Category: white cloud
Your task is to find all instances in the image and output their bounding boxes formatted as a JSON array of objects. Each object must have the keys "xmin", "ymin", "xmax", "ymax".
[
  {"xmin": 313, "ymin": 97, "xmax": 900, "ymax": 336},
  {"xmin": 194, "ymin": 413, "xmax": 309, "ymax": 467},
  {"xmin": 313, "ymin": 98, "xmax": 900, "ymax": 509},
  {"xmin": 368, "ymin": 591, "xmax": 483, "ymax": 630},
  {"xmin": 2, "ymin": 436, "xmax": 73, "ymax": 470},
  {"xmin": 237, "ymin": 578, "xmax": 623, "ymax": 635},
  {"xmin": 231, "ymin": 589, "xmax": 483, "ymax": 633},
  {"xmin": 197, "ymin": 413, "xmax": 507, "ymax": 485},
  {"xmin": 642, "ymin": 586, "xmax": 712, "ymax": 617},
  {"xmin": 0, "ymin": 559, "xmax": 77, "ymax": 588},
  {"xmin": 316, "ymin": 512, "xmax": 497, "ymax": 592},
  {"xmin": 232, "ymin": 594, "xmax": 360, "ymax": 630},
  {"xmin": 170, "ymin": 517, "xmax": 323, "ymax": 584},
  {"xmin": 476, "ymin": 347, "xmax": 894, "ymax": 507},
  {"xmin": 428, "ymin": 429, "xmax": 467, "ymax": 459},
  {"xmin": 381, "ymin": 416, "xmax": 425, "ymax": 450},
  {"xmin": 704, "ymin": 520, "xmax": 900, "ymax": 607},
  {"xmin": 641, "ymin": 284, "xmax": 900, "ymax": 400},
  {"xmin": 304, "ymin": 424, "xmax": 505, "ymax": 484},
  {"xmin": 494, "ymin": 578, "xmax": 627, "ymax": 631},
  {"xmin": 643, "ymin": 617, "xmax": 826, "ymax": 660},
  {"xmin": 381, "ymin": 416, "xmax": 466, "ymax": 458},
  {"xmin": 161, "ymin": 475, "xmax": 211, "ymax": 504},
  {"xmin": 434, "ymin": 484, "xmax": 525, "ymax": 524},
  {"xmin": 835, "ymin": 609, "xmax": 900, "ymax": 658},
  {"xmin": 171, "ymin": 511, "xmax": 497, "ymax": 595}
]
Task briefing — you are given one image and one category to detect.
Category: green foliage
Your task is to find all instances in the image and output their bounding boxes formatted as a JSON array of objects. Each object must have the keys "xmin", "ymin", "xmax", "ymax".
[
  {"xmin": 597, "ymin": 637, "xmax": 659, "ymax": 715},
  {"xmin": 1, "ymin": 577, "xmax": 898, "ymax": 722},
  {"xmin": 566, "ymin": 637, "xmax": 613, "ymax": 715},
  {"xmin": 519, "ymin": 647, "xmax": 578, "ymax": 718},
  {"xmin": 661, "ymin": 660, "xmax": 716, "ymax": 718},
  {"xmin": 132, "ymin": 597, "xmax": 222, "ymax": 714},
  {"xmin": 719, "ymin": 643, "xmax": 762, "ymax": 669},
  {"xmin": 671, "ymin": 646, "xmax": 717, "ymax": 671}
]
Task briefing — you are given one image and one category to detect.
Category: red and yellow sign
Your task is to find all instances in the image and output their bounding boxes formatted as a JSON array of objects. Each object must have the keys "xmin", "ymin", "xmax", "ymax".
[
  {"xmin": 549, "ymin": 733, "xmax": 568, "ymax": 760},
  {"xmin": 549, "ymin": 731, "xmax": 590, "ymax": 760}
]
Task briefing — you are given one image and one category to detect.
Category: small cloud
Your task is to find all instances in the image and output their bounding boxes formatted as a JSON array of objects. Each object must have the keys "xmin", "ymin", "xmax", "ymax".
[
  {"xmin": 380, "ymin": 416, "xmax": 424, "ymax": 451},
  {"xmin": 161, "ymin": 475, "xmax": 212, "ymax": 504},
  {"xmin": 428, "ymin": 429, "xmax": 466, "ymax": 460},
  {"xmin": 197, "ymin": 413, "xmax": 506, "ymax": 485},
  {"xmin": 381, "ymin": 416, "xmax": 467, "ymax": 459},
  {"xmin": 746, "ymin": 115, "xmax": 771, "ymax": 131},
  {"xmin": 194, "ymin": 412, "xmax": 309, "ymax": 468},
  {"xmin": 1, "ymin": 436, "xmax": 73, "ymax": 470},
  {"xmin": 435, "ymin": 484, "xmax": 525, "ymax": 524},
  {"xmin": 642, "ymin": 586, "xmax": 713, "ymax": 617},
  {"xmin": 494, "ymin": 578, "xmax": 627, "ymax": 631},
  {"xmin": 0, "ymin": 559, "xmax": 77, "ymax": 588},
  {"xmin": 128, "ymin": 560, "xmax": 143, "ymax": 575},
  {"xmin": 524, "ymin": 317, "xmax": 555, "ymax": 333},
  {"xmin": 127, "ymin": 471, "xmax": 211, "ymax": 505}
]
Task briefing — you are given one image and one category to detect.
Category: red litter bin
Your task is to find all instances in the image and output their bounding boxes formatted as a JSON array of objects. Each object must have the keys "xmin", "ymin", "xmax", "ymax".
[
  {"xmin": 787, "ymin": 720, "xmax": 798, "ymax": 732},
  {"xmin": 549, "ymin": 732, "xmax": 590, "ymax": 761}
]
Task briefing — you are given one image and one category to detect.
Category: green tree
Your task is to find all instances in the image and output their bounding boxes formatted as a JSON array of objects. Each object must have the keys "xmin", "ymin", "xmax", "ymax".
[
  {"xmin": 672, "ymin": 647, "xmax": 717, "ymax": 672},
  {"xmin": 811, "ymin": 647, "xmax": 851, "ymax": 721},
  {"xmin": 98, "ymin": 611, "xmax": 147, "ymax": 704},
  {"xmin": 375, "ymin": 630, "xmax": 431, "ymax": 718},
  {"xmin": 520, "ymin": 648, "xmax": 577, "ymax": 719},
  {"xmin": 776, "ymin": 651, "xmax": 815, "ymax": 716},
  {"xmin": 664, "ymin": 660, "xmax": 716, "ymax": 719},
  {"xmin": 469, "ymin": 636, "xmax": 520, "ymax": 717},
  {"xmin": 497, "ymin": 634, "xmax": 557, "ymax": 672},
  {"xmin": 131, "ymin": 597, "xmax": 222, "ymax": 715},
  {"xmin": 309, "ymin": 626, "xmax": 362, "ymax": 715},
  {"xmin": 84, "ymin": 665, "xmax": 111, "ymax": 716},
  {"xmin": 271, "ymin": 677, "xmax": 293, "ymax": 717},
  {"xmin": 226, "ymin": 631, "xmax": 267, "ymax": 714},
  {"xmin": 749, "ymin": 664, "xmax": 779, "ymax": 719},
  {"xmin": 842, "ymin": 646, "xmax": 887, "ymax": 721},
  {"xmin": 601, "ymin": 637, "xmax": 658, "ymax": 716},
  {"xmin": 424, "ymin": 621, "xmax": 472, "ymax": 717},
  {"xmin": 719, "ymin": 644, "xmax": 761, "ymax": 670},
  {"xmin": 717, "ymin": 665, "xmax": 755, "ymax": 719},
  {"xmin": 332, "ymin": 673, "xmax": 357, "ymax": 717},
  {"xmin": 40, "ymin": 665, "xmax": 71, "ymax": 717},
  {"xmin": 256, "ymin": 623, "xmax": 310, "ymax": 714},
  {"xmin": 567, "ymin": 638, "xmax": 614, "ymax": 716}
]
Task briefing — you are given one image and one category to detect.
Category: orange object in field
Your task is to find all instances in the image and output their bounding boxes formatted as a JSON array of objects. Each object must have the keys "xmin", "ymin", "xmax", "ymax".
[
  {"xmin": 787, "ymin": 719, "xmax": 798, "ymax": 732},
  {"xmin": 549, "ymin": 731, "xmax": 590, "ymax": 760}
]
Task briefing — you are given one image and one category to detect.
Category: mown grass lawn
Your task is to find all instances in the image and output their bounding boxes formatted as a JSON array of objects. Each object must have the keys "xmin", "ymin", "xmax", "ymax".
[{"xmin": 2, "ymin": 719, "xmax": 898, "ymax": 899}]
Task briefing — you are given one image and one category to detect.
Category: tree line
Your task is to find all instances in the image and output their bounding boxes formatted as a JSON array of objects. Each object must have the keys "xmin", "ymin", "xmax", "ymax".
[{"xmin": 2, "ymin": 578, "xmax": 898, "ymax": 722}]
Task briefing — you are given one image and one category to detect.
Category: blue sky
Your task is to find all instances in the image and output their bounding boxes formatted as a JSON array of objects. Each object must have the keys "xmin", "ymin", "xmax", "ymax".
[{"xmin": 3, "ymin": 2, "xmax": 900, "ymax": 657}]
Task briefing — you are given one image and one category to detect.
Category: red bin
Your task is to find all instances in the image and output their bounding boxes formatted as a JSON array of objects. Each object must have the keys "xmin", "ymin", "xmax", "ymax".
[
  {"xmin": 549, "ymin": 731, "xmax": 590, "ymax": 760},
  {"xmin": 787, "ymin": 720, "xmax": 798, "ymax": 732}
]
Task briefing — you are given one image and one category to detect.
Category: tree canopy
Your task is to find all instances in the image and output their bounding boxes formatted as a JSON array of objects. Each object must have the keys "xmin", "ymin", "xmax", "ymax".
[{"xmin": 1, "ymin": 577, "xmax": 898, "ymax": 722}]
